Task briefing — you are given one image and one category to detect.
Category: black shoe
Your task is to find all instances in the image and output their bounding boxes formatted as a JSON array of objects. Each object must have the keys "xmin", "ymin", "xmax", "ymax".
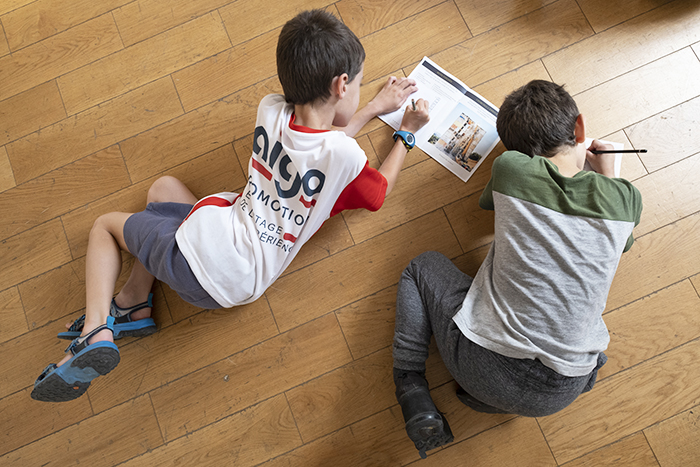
[{"xmin": 394, "ymin": 368, "xmax": 454, "ymax": 458}]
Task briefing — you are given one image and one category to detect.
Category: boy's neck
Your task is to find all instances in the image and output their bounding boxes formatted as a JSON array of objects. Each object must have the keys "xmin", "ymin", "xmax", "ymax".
[
  {"xmin": 293, "ymin": 100, "xmax": 337, "ymax": 131},
  {"xmin": 547, "ymin": 143, "xmax": 585, "ymax": 178}
]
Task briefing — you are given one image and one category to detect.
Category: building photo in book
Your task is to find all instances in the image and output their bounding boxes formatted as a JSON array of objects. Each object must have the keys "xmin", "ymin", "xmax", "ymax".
[{"xmin": 428, "ymin": 112, "xmax": 486, "ymax": 171}]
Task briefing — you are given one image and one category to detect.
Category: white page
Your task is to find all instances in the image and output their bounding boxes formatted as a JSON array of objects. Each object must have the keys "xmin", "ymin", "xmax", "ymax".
[{"xmin": 583, "ymin": 138, "xmax": 622, "ymax": 177}]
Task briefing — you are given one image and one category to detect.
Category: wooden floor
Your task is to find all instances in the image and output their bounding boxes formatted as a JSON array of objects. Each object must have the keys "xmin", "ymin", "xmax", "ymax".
[{"xmin": 1, "ymin": 0, "xmax": 699, "ymax": 465}]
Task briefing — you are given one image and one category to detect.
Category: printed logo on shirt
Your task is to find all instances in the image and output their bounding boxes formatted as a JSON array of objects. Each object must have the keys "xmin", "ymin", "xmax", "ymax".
[{"xmin": 237, "ymin": 126, "xmax": 328, "ymax": 252}]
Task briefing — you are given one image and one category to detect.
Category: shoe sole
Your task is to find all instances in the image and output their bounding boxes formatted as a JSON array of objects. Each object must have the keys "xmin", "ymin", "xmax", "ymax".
[
  {"xmin": 406, "ymin": 411, "xmax": 454, "ymax": 457},
  {"xmin": 31, "ymin": 343, "xmax": 120, "ymax": 402}
]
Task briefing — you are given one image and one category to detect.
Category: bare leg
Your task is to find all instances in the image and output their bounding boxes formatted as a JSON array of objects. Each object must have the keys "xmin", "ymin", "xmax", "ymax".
[
  {"xmin": 57, "ymin": 176, "xmax": 198, "ymax": 367},
  {"xmin": 112, "ymin": 176, "xmax": 198, "ymax": 315}
]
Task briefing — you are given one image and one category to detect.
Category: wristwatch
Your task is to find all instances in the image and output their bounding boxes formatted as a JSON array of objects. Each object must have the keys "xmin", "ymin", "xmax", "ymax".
[{"xmin": 392, "ymin": 130, "xmax": 415, "ymax": 151}]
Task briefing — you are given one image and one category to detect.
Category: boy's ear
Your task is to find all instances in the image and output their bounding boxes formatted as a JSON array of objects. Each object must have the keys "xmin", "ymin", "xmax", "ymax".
[
  {"xmin": 574, "ymin": 113, "xmax": 586, "ymax": 143},
  {"xmin": 332, "ymin": 73, "xmax": 349, "ymax": 98}
]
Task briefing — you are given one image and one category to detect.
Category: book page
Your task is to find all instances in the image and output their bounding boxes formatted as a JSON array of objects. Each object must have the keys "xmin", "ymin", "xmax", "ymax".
[
  {"xmin": 583, "ymin": 138, "xmax": 622, "ymax": 177},
  {"xmin": 379, "ymin": 57, "xmax": 500, "ymax": 182}
]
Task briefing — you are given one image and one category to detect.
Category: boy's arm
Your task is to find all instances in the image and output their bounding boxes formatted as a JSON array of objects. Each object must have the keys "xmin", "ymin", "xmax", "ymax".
[
  {"xmin": 340, "ymin": 76, "xmax": 418, "ymax": 138},
  {"xmin": 378, "ymin": 99, "xmax": 430, "ymax": 195}
]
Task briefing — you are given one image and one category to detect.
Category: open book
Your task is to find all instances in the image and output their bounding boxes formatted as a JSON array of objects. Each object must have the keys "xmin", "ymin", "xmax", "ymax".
[{"xmin": 379, "ymin": 57, "xmax": 500, "ymax": 182}]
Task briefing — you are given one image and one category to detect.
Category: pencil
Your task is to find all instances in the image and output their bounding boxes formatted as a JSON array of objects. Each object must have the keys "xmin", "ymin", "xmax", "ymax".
[
  {"xmin": 590, "ymin": 149, "xmax": 647, "ymax": 154},
  {"xmin": 411, "ymin": 99, "xmax": 416, "ymax": 111}
]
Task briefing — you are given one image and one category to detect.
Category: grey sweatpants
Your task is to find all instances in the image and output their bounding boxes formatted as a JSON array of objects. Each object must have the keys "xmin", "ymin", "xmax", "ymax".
[{"xmin": 392, "ymin": 251, "xmax": 606, "ymax": 417}]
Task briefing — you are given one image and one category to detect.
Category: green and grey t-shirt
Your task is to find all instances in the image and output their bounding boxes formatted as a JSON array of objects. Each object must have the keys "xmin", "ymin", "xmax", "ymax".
[{"xmin": 453, "ymin": 151, "xmax": 642, "ymax": 377}]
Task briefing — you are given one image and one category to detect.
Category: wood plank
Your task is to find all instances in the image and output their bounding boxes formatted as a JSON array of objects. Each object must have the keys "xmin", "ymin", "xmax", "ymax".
[
  {"xmin": 58, "ymin": 12, "xmax": 231, "ymax": 115},
  {"xmin": 19, "ymin": 253, "xmax": 173, "ymax": 331},
  {"xmin": 336, "ymin": 0, "xmax": 444, "ymax": 38},
  {"xmin": 544, "ymin": 0, "xmax": 700, "ymax": 95},
  {"xmin": 219, "ymin": 0, "xmax": 330, "ymax": 47},
  {"xmin": 285, "ymin": 346, "xmax": 453, "ymax": 443},
  {"xmin": 342, "ymin": 149, "xmax": 495, "ymax": 243},
  {"xmin": 625, "ymin": 95, "xmax": 700, "ymax": 173},
  {"xmin": 430, "ymin": 0, "xmax": 592, "ymax": 87},
  {"xmin": 260, "ymin": 406, "xmax": 424, "ymax": 467},
  {"xmin": 122, "ymin": 78, "xmax": 281, "ymax": 183},
  {"xmin": 2, "ymin": 396, "xmax": 163, "ymax": 465},
  {"xmin": 470, "ymin": 60, "xmax": 552, "ymax": 108},
  {"xmin": 420, "ymin": 417, "xmax": 556, "ymax": 466},
  {"xmin": 0, "ymin": 81, "xmax": 66, "ymax": 145},
  {"xmin": 452, "ymin": 243, "xmax": 491, "ymax": 277},
  {"xmin": 0, "ymin": 146, "xmax": 15, "ymax": 192},
  {"xmin": 7, "ymin": 76, "xmax": 183, "ymax": 184},
  {"xmin": 87, "ymin": 300, "xmax": 278, "ymax": 414},
  {"xmin": 0, "ymin": 145, "xmax": 131, "ymax": 241},
  {"xmin": 150, "ymin": 314, "xmax": 352, "ymax": 441},
  {"xmin": 538, "ymin": 339, "xmax": 700, "ymax": 464},
  {"xmin": 172, "ymin": 29, "xmax": 279, "ymax": 112},
  {"xmin": 0, "ymin": 13, "xmax": 122, "ymax": 101},
  {"xmin": 443, "ymin": 189, "xmax": 495, "ymax": 255},
  {"xmin": 62, "ymin": 144, "xmax": 245, "ymax": 258},
  {"xmin": 0, "ymin": 386, "xmax": 92, "ymax": 457},
  {"xmin": 0, "ymin": 0, "xmax": 36, "ymax": 17},
  {"xmin": 600, "ymin": 280, "xmax": 700, "ymax": 380},
  {"xmin": 335, "ymin": 284, "xmax": 397, "ymax": 359},
  {"xmin": 644, "ymin": 404, "xmax": 700, "ymax": 467},
  {"xmin": 633, "ymin": 153, "xmax": 700, "ymax": 237},
  {"xmin": 560, "ymin": 433, "xmax": 659, "ymax": 467},
  {"xmin": 577, "ymin": 0, "xmax": 675, "ymax": 33},
  {"xmin": 266, "ymin": 209, "xmax": 462, "ymax": 332},
  {"xmin": 123, "ymin": 395, "xmax": 301, "ymax": 467},
  {"xmin": 0, "ymin": 314, "xmax": 84, "ymax": 398},
  {"xmin": 360, "ymin": 2, "xmax": 472, "ymax": 83},
  {"xmin": 607, "ymin": 212, "xmax": 700, "ymax": 311},
  {"xmin": 1, "ymin": 0, "xmax": 130, "ymax": 52},
  {"xmin": 0, "ymin": 219, "xmax": 71, "ymax": 291},
  {"xmin": 574, "ymin": 48, "xmax": 700, "ymax": 139},
  {"xmin": 0, "ymin": 287, "xmax": 27, "ymax": 344},
  {"xmin": 113, "ymin": 0, "xmax": 231, "ymax": 47},
  {"xmin": 454, "ymin": 0, "xmax": 558, "ymax": 36},
  {"xmin": 0, "ymin": 19, "xmax": 9, "ymax": 56}
]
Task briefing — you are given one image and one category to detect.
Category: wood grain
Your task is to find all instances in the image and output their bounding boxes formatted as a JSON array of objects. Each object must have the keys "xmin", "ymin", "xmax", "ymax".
[
  {"xmin": 0, "ymin": 287, "xmax": 26, "ymax": 344},
  {"xmin": 0, "ymin": 14, "xmax": 122, "ymax": 101},
  {"xmin": 560, "ymin": 433, "xmax": 659, "ymax": 467},
  {"xmin": 644, "ymin": 404, "xmax": 700, "ymax": 467},
  {"xmin": 0, "ymin": 81, "xmax": 66, "ymax": 145}
]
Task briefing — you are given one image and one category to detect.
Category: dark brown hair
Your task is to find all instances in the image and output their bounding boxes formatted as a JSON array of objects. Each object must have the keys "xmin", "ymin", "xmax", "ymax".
[
  {"xmin": 276, "ymin": 10, "xmax": 365, "ymax": 105},
  {"xmin": 496, "ymin": 80, "xmax": 579, "ymax": 158}
]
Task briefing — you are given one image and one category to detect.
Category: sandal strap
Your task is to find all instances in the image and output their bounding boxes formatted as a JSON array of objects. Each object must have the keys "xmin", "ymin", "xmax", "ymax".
[
  {"xmin": 36, "ymin": 363, "xmax": 58, "ymax": 384},
  {"xmin": 66, "ymin": 314, "xmax": 86, "ymax": 333},
  {"xmin": 65, "ymin": 316, "xmax": 115, "ymax": 356},
  {"xmin": 110, "ymin": 293, "xmax": 153, "ymax": 324}
]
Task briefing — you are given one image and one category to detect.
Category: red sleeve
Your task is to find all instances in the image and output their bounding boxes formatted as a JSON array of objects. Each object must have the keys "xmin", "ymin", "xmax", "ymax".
[{"xmin": 330, "ymin": 162, "xmax": 387, "ymax": 217}]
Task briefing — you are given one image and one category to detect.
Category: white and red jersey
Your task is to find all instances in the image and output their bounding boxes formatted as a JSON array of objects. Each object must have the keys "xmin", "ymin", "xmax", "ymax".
[{"xmin": 175, "ymin": 94, "xmax": 387, "ymax": 307}]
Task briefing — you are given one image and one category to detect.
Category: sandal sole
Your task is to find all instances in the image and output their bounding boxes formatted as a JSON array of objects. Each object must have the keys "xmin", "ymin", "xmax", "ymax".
[{"xmin": 31, "ymin": 344, "xmax": 120, "ymax": 402}]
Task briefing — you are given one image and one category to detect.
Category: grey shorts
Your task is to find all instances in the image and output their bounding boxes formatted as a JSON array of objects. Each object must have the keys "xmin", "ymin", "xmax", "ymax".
[{"xmin": 123, "ymin": 202, "xmax": 222, "ymax": 309}]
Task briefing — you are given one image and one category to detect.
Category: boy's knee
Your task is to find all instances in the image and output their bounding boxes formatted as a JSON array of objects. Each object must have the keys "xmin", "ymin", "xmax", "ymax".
[{"xmin": 147, "ymin": 176, "xmax": 179, "ymax": 204}]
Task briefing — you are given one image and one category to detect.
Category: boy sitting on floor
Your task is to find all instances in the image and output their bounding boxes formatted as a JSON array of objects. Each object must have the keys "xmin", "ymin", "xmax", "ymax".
[
  {"xmin": 32, "ymin": 9, "xmax": 429, "ymax": 402},
  {"xmin": 391, "ymin": 80, "xmax": 642, "ymax": 457}
]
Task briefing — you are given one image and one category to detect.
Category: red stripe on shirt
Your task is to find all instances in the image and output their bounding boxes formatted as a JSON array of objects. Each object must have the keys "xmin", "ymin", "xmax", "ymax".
[
  {"xmin": 283, "ymin": 233, "xmax": 297, "ymax": 243},
  {"xmin": 289, "ymin": 113, "xmax": 329, "ymax": 133},
  {"xmin": 251, "ymin": 158, "xmax": 273, "ymax": 180},
  {"xmin": 330, "ymin": 162, "xmax": 387, "ymax": 217},
  {"xmin": 182, "ymin": 195, "xmax": 239, "ymax": 223}
]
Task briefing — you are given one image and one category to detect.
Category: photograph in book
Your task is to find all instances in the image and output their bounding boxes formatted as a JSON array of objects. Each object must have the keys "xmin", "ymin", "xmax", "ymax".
[{"xmin": 379, "ymin": 57, "xmax": 501, "ymax": 182}]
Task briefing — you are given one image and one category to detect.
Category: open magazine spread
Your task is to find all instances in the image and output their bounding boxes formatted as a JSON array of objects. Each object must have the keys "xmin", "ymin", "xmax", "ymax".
[{"xmin": 379, "ymin": 57, "xmax": 501, "ymax": 182}]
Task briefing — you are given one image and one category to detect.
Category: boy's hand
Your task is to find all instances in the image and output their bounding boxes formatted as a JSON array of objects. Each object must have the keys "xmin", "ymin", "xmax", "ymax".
[
  {"xmin": 399, "ymin": 98, "xmax": 430, "ymax": 134},
  {"xmin": 369, "ymin": 76, "xmax": 418, "ymax": 115},
  {"xmin": 586, "ymin": 139, "xmax": 616, "ymax": 177}
]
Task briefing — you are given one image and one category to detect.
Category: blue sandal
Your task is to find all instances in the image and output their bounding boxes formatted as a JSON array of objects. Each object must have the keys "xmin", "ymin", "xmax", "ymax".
[
  {"xmin": 57, "ymin": 293, "xmax": 156, "ymax": 340},
  {"xmin": 32, "ymin": 317, "xmax": 120, "ymax": 402}
]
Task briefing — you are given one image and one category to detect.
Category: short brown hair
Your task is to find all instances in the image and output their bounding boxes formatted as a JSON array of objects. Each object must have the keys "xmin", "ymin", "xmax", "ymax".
[
  {"xmin": 276, "ymin": 10, "xmax": 365, "ymax": 105},
  {"xmin": 496, "ymin": 80, "xmax": 579, "ymax": 158}
]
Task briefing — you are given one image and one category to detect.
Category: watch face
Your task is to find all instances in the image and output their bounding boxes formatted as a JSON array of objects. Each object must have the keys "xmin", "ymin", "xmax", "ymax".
[{"xmin": 405, "ymin": 133, "xmax": 415, "ymax": 145}]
